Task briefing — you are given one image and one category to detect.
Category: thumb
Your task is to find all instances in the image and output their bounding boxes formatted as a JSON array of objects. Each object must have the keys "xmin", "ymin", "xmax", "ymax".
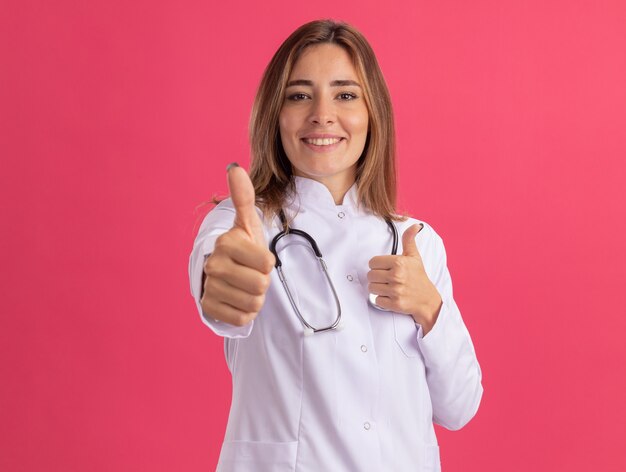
[
  {"xmin": 401, "ymin": 223, "xmax": 423, "ymax": 257},
  {"xmin": 227, "ymin": 163, "xmax": 265, "ymax": 244}
]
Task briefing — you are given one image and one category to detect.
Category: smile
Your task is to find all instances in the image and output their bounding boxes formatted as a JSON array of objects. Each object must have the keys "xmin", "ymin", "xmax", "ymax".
[{"xmin": 302, "ymin": 137, "xmax": 343, "ymax": 146}]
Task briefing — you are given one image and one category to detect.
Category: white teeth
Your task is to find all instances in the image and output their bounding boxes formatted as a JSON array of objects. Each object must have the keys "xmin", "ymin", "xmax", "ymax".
[{"xmin": 304, "ymin": 138, "xmax": 341, "ymax": 146}]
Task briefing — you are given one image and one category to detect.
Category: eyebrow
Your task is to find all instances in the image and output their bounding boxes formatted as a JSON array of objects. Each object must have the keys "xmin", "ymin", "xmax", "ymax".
[{"xmin": 286, "ymin": 79, "xmax": 361, "ymax": 88}]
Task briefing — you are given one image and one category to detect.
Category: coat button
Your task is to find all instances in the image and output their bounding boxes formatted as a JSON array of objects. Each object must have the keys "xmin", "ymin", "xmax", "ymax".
[
  {"xmin": 337, "ymin": 211, "xmax": 345, "ymax": 219},
  {"xmin": 363, "ymin": 422, "xmax": 371, "ymax": 430},
  {"xmin": 360, "ymin": 344, "xmax": 368, "ymax": 353},
  {"xmin": 346, "ymin": 274, "xmax": 354, "ymax": 282}
]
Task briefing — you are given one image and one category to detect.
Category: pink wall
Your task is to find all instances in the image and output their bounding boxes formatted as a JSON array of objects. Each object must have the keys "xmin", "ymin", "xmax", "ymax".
[{"xmin": 2, "ymin": 0, "xmax": 625, "ymax": 470}]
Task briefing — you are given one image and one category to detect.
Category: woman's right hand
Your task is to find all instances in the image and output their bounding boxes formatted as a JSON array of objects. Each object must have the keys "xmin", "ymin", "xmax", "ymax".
[{"xmin": 200, "ymin": 164, "xmax": 275, "ymax": 327}]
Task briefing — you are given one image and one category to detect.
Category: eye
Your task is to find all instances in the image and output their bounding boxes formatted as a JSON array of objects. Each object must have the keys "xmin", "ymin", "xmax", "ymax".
[
  {"xmin": 337, "ymin": 92, "xmax": 358, "ymax": 101},
  {"xmin": 286, "ymin": 92, "xmax": 310, "ymax": 101}
]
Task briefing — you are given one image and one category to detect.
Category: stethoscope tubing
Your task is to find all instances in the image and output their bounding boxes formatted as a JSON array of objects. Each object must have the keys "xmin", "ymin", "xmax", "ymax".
[{"xmin": 269, "ymin": 209, "xmax": 399, "ymax": 334}]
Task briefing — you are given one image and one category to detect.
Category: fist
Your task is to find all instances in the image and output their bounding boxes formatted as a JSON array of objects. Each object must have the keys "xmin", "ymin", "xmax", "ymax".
[
  {"xmin": 367, "ymin": 224, "xmax": 442, "ymax": 334},
  {"xmin": 200, "ymin": 164, "xmax": 275, "ymax": 327}
]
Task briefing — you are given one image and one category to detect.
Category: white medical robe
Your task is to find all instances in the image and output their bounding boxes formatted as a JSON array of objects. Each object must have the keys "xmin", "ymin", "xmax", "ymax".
[{"xmin": 189, "ymin": 177, "xmax": 483, "ymax": 471}]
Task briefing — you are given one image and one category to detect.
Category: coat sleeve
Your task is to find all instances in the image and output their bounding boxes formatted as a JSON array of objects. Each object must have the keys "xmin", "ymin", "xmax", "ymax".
[
  {"xmin": 188, "ymin": 200, "xmax": 255, "ymax": 339},
  {"xmin": 415, "ymin": 230, "xmax": 483, "ymax": 430}
]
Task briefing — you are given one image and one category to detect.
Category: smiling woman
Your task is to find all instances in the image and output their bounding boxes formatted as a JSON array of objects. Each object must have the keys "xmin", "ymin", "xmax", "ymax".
[
  {"xmin": 279, "ymin": 44, "xmax": 369, "ymax": 203},
  {"xmin": 248, "ymin": 20, "xmax": 398, "ymax": 222},
  {"xmin": 189, "ymin": 19, "xmax": 483, "ymax": 472}
]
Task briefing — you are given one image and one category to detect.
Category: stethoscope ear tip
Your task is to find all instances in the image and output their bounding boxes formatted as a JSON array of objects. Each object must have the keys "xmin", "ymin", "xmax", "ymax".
[
  {"xmin": 303, "ymin": 328, "xmax": 315, "ymax": 337},
  {"xmin": 335, "ymin": 320, "xmax": 345, "ymax": 331}
]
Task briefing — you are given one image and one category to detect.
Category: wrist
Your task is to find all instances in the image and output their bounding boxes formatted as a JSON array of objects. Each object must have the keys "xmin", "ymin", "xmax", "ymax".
[{"xmin": 412, "ymin": 298, "xmax": 442, "ymax": 335}]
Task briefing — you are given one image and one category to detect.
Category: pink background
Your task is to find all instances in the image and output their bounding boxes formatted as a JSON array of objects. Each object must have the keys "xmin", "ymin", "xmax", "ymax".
[{"xmin": 2, "ymin": 0, "xmax": 625, "ymax": 470}]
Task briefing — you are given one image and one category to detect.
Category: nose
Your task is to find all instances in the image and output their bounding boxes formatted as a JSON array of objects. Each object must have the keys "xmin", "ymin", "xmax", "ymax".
[{"xmin": 309, "ymin": 97, "xmax": 335, "ymax": 125}]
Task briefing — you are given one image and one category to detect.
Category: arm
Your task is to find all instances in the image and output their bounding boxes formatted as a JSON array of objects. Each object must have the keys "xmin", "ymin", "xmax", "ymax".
[
  {"xmin": 417, "ymin": 234, "xmax": 483, "ymax": 430},
  {"xmin": 367, "ymin": 221, "xmax": 483, "ymax": 429}
]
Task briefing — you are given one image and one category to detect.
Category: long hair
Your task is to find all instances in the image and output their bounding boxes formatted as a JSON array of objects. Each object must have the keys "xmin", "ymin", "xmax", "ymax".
[{"xmin": 249, "ymin": 19, "xmax": 400, "ymax": 221}]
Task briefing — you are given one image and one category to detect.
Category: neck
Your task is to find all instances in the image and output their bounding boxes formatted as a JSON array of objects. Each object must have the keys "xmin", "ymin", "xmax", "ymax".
[{"xmin": 326, "ymin": 181, "xmax": 353, "ymax": 204}]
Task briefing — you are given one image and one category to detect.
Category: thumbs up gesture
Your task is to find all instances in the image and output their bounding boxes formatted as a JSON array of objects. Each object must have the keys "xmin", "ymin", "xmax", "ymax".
[
  {"xmin": 200, "ymin": 164, "xmax": 276, "ymax": 327},
  {"xmin": 367, "ymin": 224, "xmax": 443, "ymax": 334}
]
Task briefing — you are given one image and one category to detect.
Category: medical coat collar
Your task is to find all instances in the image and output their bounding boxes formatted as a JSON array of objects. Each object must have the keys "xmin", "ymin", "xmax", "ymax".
[{"xmin": 287, "ymin": 176, "xmax": 360, "ymax": 213}]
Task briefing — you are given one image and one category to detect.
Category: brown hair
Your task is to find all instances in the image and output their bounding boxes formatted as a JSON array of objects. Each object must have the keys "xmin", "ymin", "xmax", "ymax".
[{"xmin": 249, "ymin": 19, "xmax": 401, "ymax": 221}]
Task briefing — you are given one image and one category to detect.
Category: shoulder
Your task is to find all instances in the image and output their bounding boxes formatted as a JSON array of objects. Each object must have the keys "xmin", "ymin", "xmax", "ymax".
[
  {"xmin": 395, "ymin": 215, "xmax": 447, "ymax": 259},
  {"xmin": 214, "ymin": 198, "xmax": 236, "ymax": 212},
  {"xmin": 199, "ymin": 198, "xmax": 236, "ymax": 226},
  {"xmin": 396, "ymin": 215, "xmax": 444, "ymax": 243},
  {"xmin": 198, "ymin": 198, "xmax": 276, "ymax": 238}
]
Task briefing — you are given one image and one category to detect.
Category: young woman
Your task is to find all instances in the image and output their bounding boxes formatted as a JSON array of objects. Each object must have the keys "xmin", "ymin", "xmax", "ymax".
[{"xmin": 189, "ymin": 19, "xmax": 482, "ymax": 472}]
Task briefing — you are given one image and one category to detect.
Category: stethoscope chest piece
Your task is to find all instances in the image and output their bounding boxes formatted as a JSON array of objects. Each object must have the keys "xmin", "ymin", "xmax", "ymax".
[{"xmin": 368, "ymin": 293, "xmax": 392, "ymax": 312}]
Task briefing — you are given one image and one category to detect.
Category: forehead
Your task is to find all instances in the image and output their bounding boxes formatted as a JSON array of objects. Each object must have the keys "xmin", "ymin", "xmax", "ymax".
[{"xmin": 289, "ymin": 43, "xmax": 359, "ymax": 80}]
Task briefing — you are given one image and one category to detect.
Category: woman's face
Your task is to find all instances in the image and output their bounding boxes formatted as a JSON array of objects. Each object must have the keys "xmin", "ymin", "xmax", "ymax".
[{"xmin": 279, "ymin": 44, "xmax": 369, "ymax": 194}]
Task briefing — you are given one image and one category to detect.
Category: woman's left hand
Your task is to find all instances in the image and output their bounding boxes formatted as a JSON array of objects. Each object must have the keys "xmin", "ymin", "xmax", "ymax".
[{"xmin": 367, "ymin": 224, "xmax": 443, "ymax": 334}]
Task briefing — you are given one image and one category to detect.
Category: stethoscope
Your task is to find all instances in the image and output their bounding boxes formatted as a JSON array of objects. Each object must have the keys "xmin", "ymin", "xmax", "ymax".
[{"xmin": 269, "ymin": 209, "xmax": 398, "ymax": 336}]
